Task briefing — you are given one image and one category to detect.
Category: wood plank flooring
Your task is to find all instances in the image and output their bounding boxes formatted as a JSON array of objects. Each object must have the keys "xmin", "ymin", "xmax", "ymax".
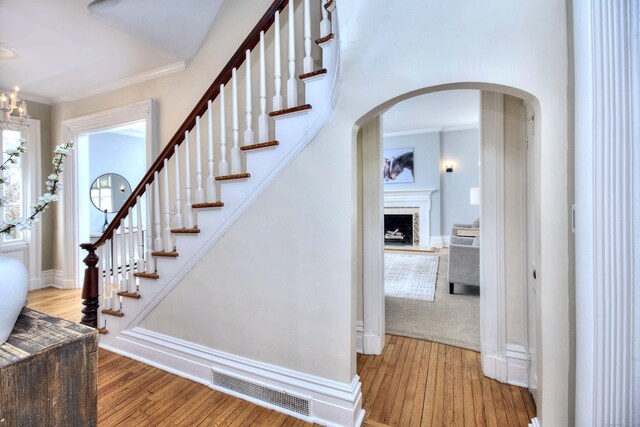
[{"xmin": 27, "ymin": 287, "xmax": 536, "ymax": 426}]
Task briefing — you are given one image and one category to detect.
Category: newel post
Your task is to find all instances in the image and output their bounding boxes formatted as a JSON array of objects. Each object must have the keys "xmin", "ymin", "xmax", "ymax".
[{"xmin": 80, "ymin": 243, "xmax": 99, "ymax": 328}]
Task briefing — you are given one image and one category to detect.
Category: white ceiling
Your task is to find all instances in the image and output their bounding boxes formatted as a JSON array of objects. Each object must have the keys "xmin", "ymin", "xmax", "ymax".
[
  {"xmin": 0, "ymin": 0, "xmax": 223, "ymax": 103},
  {"xmin": 383, "ymin": 90, "xmax": 479, "ymax": 134}
]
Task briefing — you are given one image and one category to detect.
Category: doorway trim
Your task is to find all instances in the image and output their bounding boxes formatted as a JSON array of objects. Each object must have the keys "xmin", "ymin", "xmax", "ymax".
[{"xmin": 60, "ymin": 99, "xmax": 157, "ymax": 289}]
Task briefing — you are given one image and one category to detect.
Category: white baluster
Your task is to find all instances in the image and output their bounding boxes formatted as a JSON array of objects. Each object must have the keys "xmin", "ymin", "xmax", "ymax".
[
  {"xmin": 231, "ymin": 68, "xmax": 241, "ymax": 174},
  {"xmin": 111, "ymin": 229, "xmax": 121, "ymax": 311},
  {"xmin": 244, "ymin": 50, "xmax": 255, "ymax": 147},
  {"xmin": 195, "ymin": 116, "xmax": 205, "ymax": 203},
  {"xmin": 173, "ymin": 145, "xmax": 183, "ymax": 229},
  {"xmin": 219, "ymin": 84, "xmax": 229, "ymax": 176},
  {"xmin": 303, "ymin": 0, "xmax": 313, "ymax": 73},
  {"xmin": 183, "ymin": 131, "xmax": 194, "ymax": 228},
  {"xmin": 206, "ymin": 101, "xmax": 217, "ymax": 202},
  {"xmin": 104, "ymin": 240, "xmax": 112, "ymax": 310},
  {"xmin": 272, "ymin": 13, "xmax": 284, "ymax": 112},
  {"xmin": 162, "ymin": 159, "xmax": 173, "ymax": 251},
  {"xmin": 153, "ymin": 173, "xmax": 162, "ymax": 252},
  {"xmin": 287, "ymin": 2, "xmax": 298, "ymax": 108},
  {"xmin": 320, "ymin": 0, "xmax": 331, "ymax": 37},
  {"xmin": 127, "ymin": 208, "xmax": 135, "ymax": 292},
  {"xmin": 145, "ymin": 184, "xmax": 154, "ymax": 273},
  {"xmin": 136, "ymin": 196, "xmax": 145, "ymax": 273},
  {"xmin": 120, "ymin": 220, "xmax": 128, "ymax": 295},
  {"xmin": 260, "ymin": 30, "xmax": 270, "ymax": 141}
]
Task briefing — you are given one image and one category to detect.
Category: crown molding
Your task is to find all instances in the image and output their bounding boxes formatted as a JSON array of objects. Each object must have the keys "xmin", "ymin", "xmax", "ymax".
[
  {"xmin": 54, "ymin": 60, "xmax": 187, "ymax": 103},
  {"xmin": 383, "ymin": 123, "xmax": 478, "ymax": 138},
  {"xmin": 0, "ymin": 88, "xmax": 53, "ymax": 105}
]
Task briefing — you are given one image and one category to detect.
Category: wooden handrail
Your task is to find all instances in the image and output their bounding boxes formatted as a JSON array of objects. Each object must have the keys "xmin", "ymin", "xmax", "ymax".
[{"xmin": 87, "ymin": 0, "xmax": 289, "ymax": 250}]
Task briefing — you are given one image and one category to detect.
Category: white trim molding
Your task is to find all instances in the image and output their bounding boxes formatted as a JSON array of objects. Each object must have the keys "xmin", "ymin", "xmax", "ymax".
[
  {"xmin": 104, "ymin": 328, "xmax": 365, "ymax": 427},
  {"xmin": 61, "ymin": 100, "xmax": 158, "ymax": 289},
  {"xmin": 574, "ymin": 0, "xmax": 640, "ymax": 425},
  {"xmin": 356, "ymin": 320, "xmax": 364, "ymax": 354},
  {"xmin": 528, "ymin": 417, "xmax": 541, "ymax": 427},
  {"xmin": 383, "ymin": 123, "xmax": 478, "ymax": 138},
  {"xmin": 55, "ymin": 61, "xmax": 187, "ymax": 103},
  {"xmin": 383, "ymin": 188, "xmax": 436, "ymax": 248}
]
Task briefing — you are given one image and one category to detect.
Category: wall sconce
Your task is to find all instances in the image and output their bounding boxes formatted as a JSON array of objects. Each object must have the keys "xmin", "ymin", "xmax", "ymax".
[{"xmin": 445, "ymin": 163, "xmax": 454, "ymax": 173}]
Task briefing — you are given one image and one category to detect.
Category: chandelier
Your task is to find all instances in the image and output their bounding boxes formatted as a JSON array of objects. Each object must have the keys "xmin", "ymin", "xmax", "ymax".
[{"xmin": 0, "ymin": 87, "xmax": 29, "ymax": 130}]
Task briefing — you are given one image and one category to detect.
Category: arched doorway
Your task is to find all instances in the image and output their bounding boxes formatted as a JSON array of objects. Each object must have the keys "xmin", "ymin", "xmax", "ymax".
[{"xmin": 356, "ymin": 83, "xmax": 541, "ymax": 395}]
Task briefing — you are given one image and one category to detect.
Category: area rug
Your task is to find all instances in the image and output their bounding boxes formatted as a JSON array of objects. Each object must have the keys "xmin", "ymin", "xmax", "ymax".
[{"xmin": 384, "ymin": 253, "xmax": 439, "ymax": 302}]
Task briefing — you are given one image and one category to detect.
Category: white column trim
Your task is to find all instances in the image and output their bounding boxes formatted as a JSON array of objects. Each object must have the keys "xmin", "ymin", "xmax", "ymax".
[
  {"xmin": 574, "ymin": 0, "xmax": 639, "ymax": 425},
  {"xmin": 480, "ymin": 91, "xmax": 507, "ymax": 382},
  {"xmin": 361, "ymin": 116, "xmax": 385, "ymax": 355},
  {"xmin": 61, "ymin": 100, "xmax": 158, "ymax": 289}
]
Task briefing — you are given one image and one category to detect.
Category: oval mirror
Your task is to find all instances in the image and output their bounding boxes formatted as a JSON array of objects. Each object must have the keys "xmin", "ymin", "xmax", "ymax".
[{"xmin": 90, "ymin": 173, "xmax": 131, "ymax": 213}]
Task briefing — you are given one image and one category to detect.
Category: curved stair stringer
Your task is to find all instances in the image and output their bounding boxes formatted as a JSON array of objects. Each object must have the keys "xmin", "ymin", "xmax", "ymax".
[{"xmin": 99, "ymin": 40, "xmax": 340, "ymax": 347}]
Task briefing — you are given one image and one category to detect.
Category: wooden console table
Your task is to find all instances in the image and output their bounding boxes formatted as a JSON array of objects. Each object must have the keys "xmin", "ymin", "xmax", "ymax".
[{"xmin": 0, "ymin": 309, "xmax": 98, "ymax": 426}]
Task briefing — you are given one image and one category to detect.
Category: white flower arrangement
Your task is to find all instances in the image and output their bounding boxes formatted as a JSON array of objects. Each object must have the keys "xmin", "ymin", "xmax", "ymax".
[{"xmin": 0, "ymin": 140, "xmax": 74, "ymax": 235}]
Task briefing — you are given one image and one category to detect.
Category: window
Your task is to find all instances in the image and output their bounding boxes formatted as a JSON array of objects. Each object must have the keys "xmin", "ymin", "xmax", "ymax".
[{"xmin": 1, "ymin": 129, "xmax": 25, "ymax": 242}]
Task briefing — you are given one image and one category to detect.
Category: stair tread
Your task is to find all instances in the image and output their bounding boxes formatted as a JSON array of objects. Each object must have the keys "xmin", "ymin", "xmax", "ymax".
[
  {"xmin": 133, "ymin": 272, "xmax": 160, "ymax": 279},
  {"xmin": 152, "ymin": 251, "xmax": 179, "ymax": 257},
  {"xmin": 192, "ymin": 201, "xmax": 224, "ymax": 208},
  {"xmin": 269, "ymin": 104, "xmax": 312, "ymax": 117},
  {"xmin": 315, "ymin": 33, "xmax": 335, "ymax": 45},
  {"xmin": 299, "ymin": 68, "xmax": 327, "ymax": 80},
  {"xmin": 240, "ymin": 140, "xmax": 279, "ymax": 151},
  {"xmin": 324, "ymin": 0, "xmax": 335, "ymax": 11},
  {"xmin": 171, "ymin": 227, "xmax": 201, "ymax": 234},
  {"xmin": 102, "ymin": 309, "xmax": 124, "ymax": 317},
  {"xmin": 117, "ymin": 291, "xmax": 141, "ymax": 299},
  {"xmin": 216, "ymin": 173, "xmax": 251, "ymax": 181},
  {"xmin": 98, "ymin": 327, "xmax": 108, "ymax": 335}
]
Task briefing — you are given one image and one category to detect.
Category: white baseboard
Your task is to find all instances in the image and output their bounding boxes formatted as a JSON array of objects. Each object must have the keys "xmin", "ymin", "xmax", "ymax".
[
  {"xmin": 29, "ymin": 269, "xmax": 65, "ymax": 290},
  {"xmin": 356, "ymin": 321, "xmax": 364, "ymax": 354},
  {"xmin": 505, "ymin": 344, "xmax": 530, "ymax": 387},
  {"xmin": 483, "ymin": 347, "xmax": 530, "ymax": 388},
  {"xmin": 442, "ymin": 235, "xmax": 451, "ymax": 247},
  {"xmin": 104, "ymin": 327, "xmax": 364, "ymax": 427},
  {"xmin": 431, "ymin": 235, "xmax": 444, "ymax": 248},
  {"xmin": 528, "ymin": 417, "xmax": 540, "ymax": 427}
]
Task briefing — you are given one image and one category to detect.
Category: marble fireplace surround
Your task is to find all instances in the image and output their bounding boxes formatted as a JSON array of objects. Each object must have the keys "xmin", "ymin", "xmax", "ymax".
[{"xmin": 383, "ymin": 189, "xmax": 436, "ymax": 247}]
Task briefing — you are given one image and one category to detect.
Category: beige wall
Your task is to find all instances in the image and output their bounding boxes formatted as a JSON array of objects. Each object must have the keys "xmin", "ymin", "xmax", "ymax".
[{"xmin": 50, "ymin": 0, "xmax": 570, "ymax": 421}]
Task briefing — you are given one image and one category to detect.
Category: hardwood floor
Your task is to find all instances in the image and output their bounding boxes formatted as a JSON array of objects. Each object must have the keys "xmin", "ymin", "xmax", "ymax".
[{"xmin": 27, "ymin": 287, "xmax": 536, "ymax": 426}]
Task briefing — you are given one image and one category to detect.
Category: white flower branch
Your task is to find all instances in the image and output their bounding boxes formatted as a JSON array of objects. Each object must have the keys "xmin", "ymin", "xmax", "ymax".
[{"xmin": 0, "ymin": 140, "xmax": 74, "ymax": 235}]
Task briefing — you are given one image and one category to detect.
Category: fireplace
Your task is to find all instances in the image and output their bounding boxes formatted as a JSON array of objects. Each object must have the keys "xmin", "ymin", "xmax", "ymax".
[
  {"xmin": 383, "ymin": 189, "xmax": 436, "ymax": 247},
  {"xmin": 384, "ymin": 213, "xmax": 415, "ymax": 245}
]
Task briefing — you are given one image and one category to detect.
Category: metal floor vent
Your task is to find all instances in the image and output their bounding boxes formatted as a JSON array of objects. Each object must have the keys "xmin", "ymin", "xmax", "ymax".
[{"xmin": 211, "ymin": 370, "xmax": 310, "ymax": 416}]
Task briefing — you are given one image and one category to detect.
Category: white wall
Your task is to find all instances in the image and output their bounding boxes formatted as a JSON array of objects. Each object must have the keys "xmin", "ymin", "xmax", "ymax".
[{"xmin": 53, "ymin": 0, "xmax": 570, "ymax": 424}]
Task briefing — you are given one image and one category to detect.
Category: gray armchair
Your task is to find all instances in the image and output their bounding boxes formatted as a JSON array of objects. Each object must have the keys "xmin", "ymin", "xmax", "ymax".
[{"xmin": 448, "ymin": 236, "xmax": 480, "ymax": 294}]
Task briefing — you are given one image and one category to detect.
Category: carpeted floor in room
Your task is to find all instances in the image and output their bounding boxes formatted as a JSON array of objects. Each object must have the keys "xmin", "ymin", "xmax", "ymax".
[{"xmin": 385, "ymin": 248, "xmax": 481, "ymax": 351}]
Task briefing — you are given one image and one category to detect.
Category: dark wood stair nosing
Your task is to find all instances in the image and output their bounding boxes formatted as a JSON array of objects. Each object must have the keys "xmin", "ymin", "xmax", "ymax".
[
  {"xmin": 171, "ymin": 227, "xmax": 201, "ymax": 234},
  {"xmin": 215, "ymin": 173, "xmax": 251, "ymax": 181},
  {"xmin": 151, "ymin": 251, "xmax": 179, "ymax": 258},
  {"xmin": 192, "ymin": 201, "xmax": 225, "ymax": 209},
  {"xmin": 98, "ymin": 327, "xmax": 108, "ymax": 335},
  {"xmin": 133, "ymin": 272, "xmax": 160, "ymax": 279},
  {"xmin": 315, "ymin": 33, "xmax": 335, "ymax": 46},
  {"xmin": 269, "ymin": 104, "xmax": 313, "ymax": 118},
  {"xmin": 240, "ymin": 140, "xmax": 280, "ymax": 151},
  {"xmin": 102, "ymin": 309, "xmax": 124, "ymax": 317},
  {"xmin": 324, "ymin": 0, "xmax": 335, "ymax": 11},
  {"xmin": 117, "ymin": 291, "xmax": 141, "ymax": 299},
  {"xmin": 299, "ymin": 68, "xmax": 328, "ymax": 81}
]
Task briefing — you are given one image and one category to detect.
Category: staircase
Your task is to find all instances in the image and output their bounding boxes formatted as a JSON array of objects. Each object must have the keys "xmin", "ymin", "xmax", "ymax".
[{"xmin": 79, "ymin": 0, "xmax": 340, "ymax": 344}]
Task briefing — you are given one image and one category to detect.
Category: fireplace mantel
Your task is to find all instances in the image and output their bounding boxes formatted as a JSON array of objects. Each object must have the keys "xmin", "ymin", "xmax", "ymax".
[{"xmin": 383, "ymin": 189, "xmax": 436, "ymax": 247}]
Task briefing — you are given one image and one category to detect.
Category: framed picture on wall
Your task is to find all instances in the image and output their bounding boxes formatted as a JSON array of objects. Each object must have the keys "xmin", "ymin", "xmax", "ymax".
[{"xmin": 383, "ymin": 147, "xmax": 414, "ymax": 183}]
